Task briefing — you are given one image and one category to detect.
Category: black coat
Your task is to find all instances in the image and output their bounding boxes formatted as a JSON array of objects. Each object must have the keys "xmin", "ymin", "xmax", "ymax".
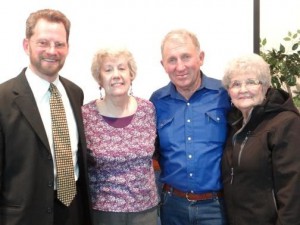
[
  {"xmin": 0, "ymin": 68, "xmax": 92, "ymax": 225},
  {"xmin": 222, "ymin": 88, "xmax": 300, "ymax": 225}
]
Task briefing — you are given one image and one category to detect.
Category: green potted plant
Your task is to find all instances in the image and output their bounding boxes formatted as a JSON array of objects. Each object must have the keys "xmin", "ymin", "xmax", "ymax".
[{"xmin": 260, "ymin": 30, "xmax": 300, "ymax": 108}]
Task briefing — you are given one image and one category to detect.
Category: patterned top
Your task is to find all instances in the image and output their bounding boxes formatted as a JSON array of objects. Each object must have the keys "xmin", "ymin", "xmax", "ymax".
[{"xmin": 82, "ymin": 97, "xmax": 158, "ymax": 212}]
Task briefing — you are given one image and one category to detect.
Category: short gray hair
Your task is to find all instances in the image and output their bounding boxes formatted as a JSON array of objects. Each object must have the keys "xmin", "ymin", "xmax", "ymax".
[
  {"xmin": 161, "ymin": 29, "xmax": 201, "ymax": 56},
  {"xmin": 222, "ymin": 53, "xmax": 271, "ymax": 90}
]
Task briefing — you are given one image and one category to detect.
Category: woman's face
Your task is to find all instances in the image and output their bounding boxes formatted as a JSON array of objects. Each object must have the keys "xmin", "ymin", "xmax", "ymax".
[
  {"xmin": 228, "ymin": 73, "xmax": 265, "ymax": 117},
  {"xmin": 99, "ymin": 56, "xmax": 132, "ymax": 98}
]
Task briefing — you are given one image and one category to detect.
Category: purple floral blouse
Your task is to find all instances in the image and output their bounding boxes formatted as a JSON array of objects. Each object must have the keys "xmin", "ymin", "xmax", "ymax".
[{"xmin": 82, "ymin": 97, "xmax": 158, "ymax": 212}]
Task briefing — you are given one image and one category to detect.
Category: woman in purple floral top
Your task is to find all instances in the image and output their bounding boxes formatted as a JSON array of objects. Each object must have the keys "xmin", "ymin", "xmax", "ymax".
[{"xmin": 82, "ymin": 47, "xmax": 158, "ymax": 225}]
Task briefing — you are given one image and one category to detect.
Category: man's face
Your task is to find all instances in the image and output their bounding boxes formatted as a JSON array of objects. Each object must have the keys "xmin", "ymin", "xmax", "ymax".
[
  {"xmin": 23, "ymin": 19, "xmax": 69, "ymax": 82},
  {"xmin": 161, "ymin": 35, "xmax": 204, "ymax": 96}
]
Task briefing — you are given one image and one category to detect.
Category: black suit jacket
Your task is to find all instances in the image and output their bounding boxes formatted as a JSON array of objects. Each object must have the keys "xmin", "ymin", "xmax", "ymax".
[{"xmin": 0, "ymin": 68, "xmax": 92, "ymax": 225}]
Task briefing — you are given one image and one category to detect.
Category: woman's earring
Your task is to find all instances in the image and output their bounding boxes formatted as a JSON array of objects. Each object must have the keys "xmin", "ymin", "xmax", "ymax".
[
  {"xmin": 129, "ymin": 82, "xmax": 133, "ymax": 96},
  {"xmin": 99, "ymin": 86, "xmax": 103, "ymax": 100}
]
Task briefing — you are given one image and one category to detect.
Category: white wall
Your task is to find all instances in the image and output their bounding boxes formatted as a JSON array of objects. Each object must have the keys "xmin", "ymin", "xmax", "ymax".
[
  {"xmin": 0, "ymin": 0, "xmax": 254, "ymax": 103},
  {"xmin": 260, "ymin": 0, "xmax": 300, "ymax": 50}
]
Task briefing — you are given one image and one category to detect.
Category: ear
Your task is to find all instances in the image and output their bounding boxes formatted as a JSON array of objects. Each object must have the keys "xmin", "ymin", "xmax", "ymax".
[
  {"xmin": 98, "ymin": 76, "xmax": 102, "ymax": 87},
  {"xmin": 262, "ymin": 85, "xmax": 270, "ymax": 96},
  {"xmin": 23, "ymin": 38, "xmax": 30, "ymax": 55},
  {"xmin": 160, "ymin": 60, "xmax": 164, "ymax": 67},
  {"xmin": 65, "ymin": 42, "xmax": 69, "ymax": 56},
  {"xmin": 130, "ymin": 74, "xmax": 134, "ymax": 80},
  {"xmin": 199, "ymin": 51, "xmax": 205, "ymax": 66},
  {"xmin": 160, "ymin": 59, "xmax": 167, "ymax": 71},
  {"xmin": 129, "ymin": 71, "xmax": 136, "ymax": 81}
]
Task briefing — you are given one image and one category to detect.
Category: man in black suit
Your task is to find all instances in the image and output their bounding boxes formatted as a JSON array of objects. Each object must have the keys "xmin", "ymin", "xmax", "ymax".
[{"xmin": 0, "ymin": 9, "xmax": 92, "ymax": 225}]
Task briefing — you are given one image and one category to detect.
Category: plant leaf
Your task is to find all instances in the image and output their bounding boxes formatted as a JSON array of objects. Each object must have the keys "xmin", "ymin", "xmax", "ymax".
[
  {"xmin": 279, "ymin": 44, "xmax": 285, "ymax": 53},
  {"xmin": 292, "ymin": 43, "xmax": 299, "ymax": 51},
  {"xmin": 293, "ymin": 33, "xmax": 298, "ymax": 39}
]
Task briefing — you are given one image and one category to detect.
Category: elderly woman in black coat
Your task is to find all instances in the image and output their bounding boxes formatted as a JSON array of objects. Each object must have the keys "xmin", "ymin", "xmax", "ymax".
[{"xmin": 221, "ymin": 53, "xmax": 300, "ymax": 225}]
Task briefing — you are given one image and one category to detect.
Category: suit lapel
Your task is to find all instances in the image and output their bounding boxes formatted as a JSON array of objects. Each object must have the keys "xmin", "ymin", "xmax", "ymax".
[
  {"xmin": 13, "ymin": 70, "xmax": 51, "ymax": 151},
  {"xmin": 60, "ymin": 77, "xmax": 84, "ymax": 138},
  {"xmin": 60, "ymin": 77, "xmax": 87, "ymax": 163}
]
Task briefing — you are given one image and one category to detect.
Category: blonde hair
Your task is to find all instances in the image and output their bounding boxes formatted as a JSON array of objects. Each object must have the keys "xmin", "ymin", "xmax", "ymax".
[{"xmin": 91, "ymin": 47, "xmax": 137, "ymax": 83}]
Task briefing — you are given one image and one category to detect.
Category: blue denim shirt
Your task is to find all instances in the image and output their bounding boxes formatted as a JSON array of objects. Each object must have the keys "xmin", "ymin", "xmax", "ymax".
[{"xmin": 150, "ymin": 73, "xmax": 230, "ymax": 193}]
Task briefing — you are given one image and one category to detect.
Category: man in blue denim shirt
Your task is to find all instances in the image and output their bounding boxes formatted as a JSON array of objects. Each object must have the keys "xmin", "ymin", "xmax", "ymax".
[{"xmin": 150, "ymin": 29, "xmax": 230, "ymax": 225}]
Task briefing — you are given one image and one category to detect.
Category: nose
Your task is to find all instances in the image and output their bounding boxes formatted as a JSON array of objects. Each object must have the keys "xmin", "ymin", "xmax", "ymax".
[
  {"xmin": 239, "ymin": 83, "xmax": 248, "ymax": 92},
  {"xmin": 112, "ymin": 69, "xmax": 121, "ymax": 78},
  {"xmin": 176, "ymin": 59, "xmax": 185, "ymax": 71},
  {"xmin": 44, "ymin": 43, "xmax": 57, "ymax": 54}
]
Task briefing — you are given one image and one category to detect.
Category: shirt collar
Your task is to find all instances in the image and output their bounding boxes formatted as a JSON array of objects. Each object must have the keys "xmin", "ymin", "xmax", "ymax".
[
  {"xmin": 159, "ymin": 72, "xmax": 221, "ymax": 99},
  {"xmin": 25, "ymin": 67, "xmax": 60, "ymax": 102},
  {"xmin": 200, "ymin": 73, "xmax": 221, "ymax": 90}
]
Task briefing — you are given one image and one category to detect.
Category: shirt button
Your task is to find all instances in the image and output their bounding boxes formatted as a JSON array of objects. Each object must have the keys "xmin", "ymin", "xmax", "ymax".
[
  {"xmin": 191, "ymin": 190, "xmax": 194, "ymax": 193},
  {"xmin": 187, "ymin": 119, "xmax": 191, "ymax": 123},
  {"xmin": 217, "ymin": 117, "xmax": 220, "ymax": 121},
  {"xmin": 189, "ymin": 173, "xmax": 193, "ymax": 177},
  {"xmin": 187, "ymin": 102, "xmax": 190, "ymax": 106},
  {"xmin": 188, "ymin": 137, "xmax": 191, "ymax": 141},
  {"xmin": 188, "ymin": 155, "xmax": 192, "ymax": 159}
]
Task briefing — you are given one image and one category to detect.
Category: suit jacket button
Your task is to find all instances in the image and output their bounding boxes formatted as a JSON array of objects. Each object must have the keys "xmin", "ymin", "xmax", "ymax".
[
  {"xmin": 47, "ymin": 207, "xmax": 52, "ymax": 213},
  {"xmin": 48, "ymin": 181, "xmax": 53, "ymax": 188}
]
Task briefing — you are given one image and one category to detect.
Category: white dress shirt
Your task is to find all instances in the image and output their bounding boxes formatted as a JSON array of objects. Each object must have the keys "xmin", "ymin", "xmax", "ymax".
[{"xmin": 26, "ymin": 67, "xmax": 79, "ymax": 189}]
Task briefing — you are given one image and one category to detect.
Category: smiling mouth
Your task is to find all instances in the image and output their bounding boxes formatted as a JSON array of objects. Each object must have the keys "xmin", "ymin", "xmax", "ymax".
[
  {"xmin": 177, "ymin": 74, "xmax": 188, "ymax": 78},
  {"xmin": 111, "ymin": 83, "xmax": 124, "ymax": 86},
  {"xmin": 239, "ymin": 96, "xmax": 252, "ymax": 99},
  {"xmin": 43, "ymin": 58, "xmax": 58, "ymax": 63}
]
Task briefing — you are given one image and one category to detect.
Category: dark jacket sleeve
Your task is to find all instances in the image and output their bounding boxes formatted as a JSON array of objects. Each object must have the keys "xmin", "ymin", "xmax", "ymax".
[
  {"xmin": 271, "ymin": 112, "xmax": 300, "ymax": 225},
  {"xmin": 0, "ymin": 122, "xmax": 3, "ymax": 193}
]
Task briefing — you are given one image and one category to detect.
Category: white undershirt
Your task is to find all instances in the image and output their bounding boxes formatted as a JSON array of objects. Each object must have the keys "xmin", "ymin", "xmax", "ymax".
[{"xmin": 26, "ymin": 67, "xmax": 79, "ymax": 189}]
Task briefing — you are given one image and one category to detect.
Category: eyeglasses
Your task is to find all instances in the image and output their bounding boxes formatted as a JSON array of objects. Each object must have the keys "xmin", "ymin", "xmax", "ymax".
[
  {"xmin": 34, "ymin": 40, "xmax": 67, "ymax": 50},
  {"xmin": 229, "ymin": 79, "xmax": 262, "ymax": 90}
]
